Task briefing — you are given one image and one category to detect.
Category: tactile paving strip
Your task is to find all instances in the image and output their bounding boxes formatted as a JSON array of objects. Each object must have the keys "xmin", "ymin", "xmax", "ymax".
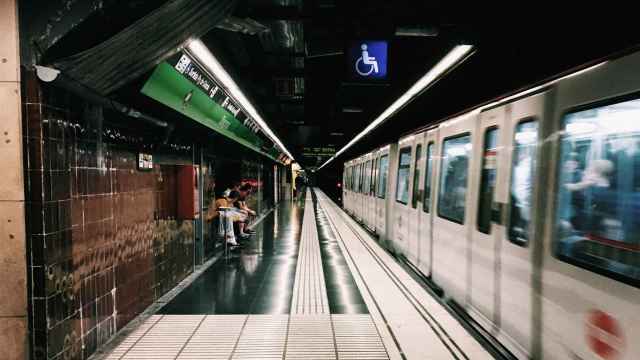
[{"xmin": 290, "ymin": 190, "xmax": 330, "ymax": 314}]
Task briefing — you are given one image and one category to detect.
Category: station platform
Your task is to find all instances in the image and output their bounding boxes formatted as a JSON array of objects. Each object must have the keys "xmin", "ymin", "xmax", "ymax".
[{"xmin": 97, "ymin": 189, "xmax": 493, "ymax": 360}]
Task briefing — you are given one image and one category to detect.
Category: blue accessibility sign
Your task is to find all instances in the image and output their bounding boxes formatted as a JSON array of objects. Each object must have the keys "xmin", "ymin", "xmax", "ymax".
[{"xmin": 348, "ymin": 40, "xmax": 388, "ymax": 80}]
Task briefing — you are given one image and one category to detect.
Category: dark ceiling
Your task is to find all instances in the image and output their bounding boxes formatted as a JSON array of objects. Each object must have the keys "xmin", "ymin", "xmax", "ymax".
[
  {"xmin": 24, "ymin": 0, "xmax": 640, "ymax": 170},
  {"xmin": 197, "ymin": 1, "xmax": 640, "ymax": 169}
]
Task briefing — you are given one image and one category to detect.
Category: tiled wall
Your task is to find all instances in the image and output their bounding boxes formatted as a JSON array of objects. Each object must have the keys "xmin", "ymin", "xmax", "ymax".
[{"xmin": 22, "ymin": 71, "xmax": 194, "ymax": 360}]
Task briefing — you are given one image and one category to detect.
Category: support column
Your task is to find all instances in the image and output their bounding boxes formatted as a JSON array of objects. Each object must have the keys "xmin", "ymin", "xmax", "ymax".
[{"xmin": 0, "ymin": 0, "xmax": 28, "ymax": 359}]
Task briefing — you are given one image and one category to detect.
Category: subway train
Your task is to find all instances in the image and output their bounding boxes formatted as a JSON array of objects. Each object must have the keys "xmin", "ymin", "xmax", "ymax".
[{"xmin": 342, "ymin": 48, "xmax": 640, "ymax": 360}]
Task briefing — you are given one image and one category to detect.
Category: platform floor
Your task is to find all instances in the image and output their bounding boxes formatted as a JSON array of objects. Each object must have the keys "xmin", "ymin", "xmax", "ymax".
[{"xmin": 98, "ymin": 189, "xmax": 493, "ymax": 360}]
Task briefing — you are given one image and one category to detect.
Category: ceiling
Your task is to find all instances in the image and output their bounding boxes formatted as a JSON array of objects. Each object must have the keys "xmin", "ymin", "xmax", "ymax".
[
  {"xmin": 23, "ymin": 0, "xmax": 640, "ymax": 169},
  {"xmin": 197, "ymin": 1, "xmax": 640, "ymax": 169}
]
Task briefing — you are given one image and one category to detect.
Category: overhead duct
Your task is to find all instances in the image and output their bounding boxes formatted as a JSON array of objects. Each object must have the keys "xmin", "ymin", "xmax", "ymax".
[
  {"xmin": 35, "ymin": 66, "xmax": 169, "ymax": 129},
  {"xmin": 50, "ymin": 0, "xmax": 237, "ymax": 95},
  {"xmin": 216, "ymin": 17, "xmax": 270, "ymax": 35}
]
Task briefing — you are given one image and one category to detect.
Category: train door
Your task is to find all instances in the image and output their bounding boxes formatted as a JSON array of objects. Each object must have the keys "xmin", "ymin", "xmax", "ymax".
[
  {"xmin": 468, "ymin": 107, "xmax": 505, "ymax": 334},
  {"xmin": 342, "ymin": 164, "xmax": 349, "ymax": 211},
  {"xmin": 393, "ymin": 137, "xmax": 415, "ymax": 255},
  {"xmin": 432, "ymin": 114, "xmax": 476, "ymax": 305},
  {"xmin": 353, "ymin": 161, "xmax": 361, "ymax": 219},
  {"xmin": 375, "ymin": 148, "xmax": 390, "ymax": 238},
  {"xmin": 496, "ymin": 93, "xmax": 546, "ymax": 358},
  {"xmin": 406, "ymin": 135, "xmax": 426, "ymax": 265},
  {"xmin": 359, "ymin": 158, "xmax": 367, "ymax": 222},
  {"xmin": 367, "ymin": 156, "xmax": 377, "ymax": 230},
  {"xmin": 371, "ymin": 155, "xmax": 379, "ymax": 233},
  {"xmin": 344, "ymin": 162, "xmax": 351, "ymax": 213},
  {"xmin": 417, "ymin": 129, "xmax": 438, "ymax": 276},
  {"xmin": 362, "ymin": 157, "xmax": 372, "ymax": 229},
  {"xmin": 541, "ymin": 55, "xmax": 640, "ymax": 360}
]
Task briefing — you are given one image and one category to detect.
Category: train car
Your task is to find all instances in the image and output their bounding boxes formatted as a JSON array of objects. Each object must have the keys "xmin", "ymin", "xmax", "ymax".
[
  {"xmin": 360, "ymin": 151, "xmax": 376, "ymax": 230},
  {"xmin": 373, "ymin": 145, "xmax": 392, "ymax": 236},
  {"xmin": 342, "ymin": 158, "xmax": 354, "ymax": 215},
  {"xmin": 342, "ymin": 48, "xmax": 640, "ymax": 360}
]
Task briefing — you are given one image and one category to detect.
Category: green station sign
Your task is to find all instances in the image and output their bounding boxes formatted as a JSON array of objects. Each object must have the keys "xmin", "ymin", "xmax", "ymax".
[{"xmin": 141, "ymin": 52, "xmax": 283, "ymax": 162}]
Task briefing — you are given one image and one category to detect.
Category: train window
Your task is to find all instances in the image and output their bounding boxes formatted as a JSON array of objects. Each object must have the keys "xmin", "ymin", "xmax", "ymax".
[
  {"xmin": 423, "ymin": 143, "xmax": 434, "ymax": 213},
  {"xmin": 396, "ymin": 147, "xmax": 413, "ymax": 204},
  {"xmin": 369, "ymin": 160, "xmax": 375, "ymax": 195},
  {"xmin": 363, "ymin": 160, "xmax": 372, "ymax": 196},
  {"xmin": 377, "ymin": 155, "xmax": 389, "ymax": 198},
  {"xmin": 354, "ymin": 164, "xmax": 361, "ymax": 193},
  {"xmin": 478, "ymin": 127, "xmax": 499, "ymax": 234},
  {"xmin": 345, "ymin": 167, "xmax": 351, "ymax": 190},
  {"xmin": 438, "ymin": 134, "xmax": 471, "ymax": 224},
  {"xmin": 350, "ymin": 166, "xmax": 354, "ymax": 191},
  {"xmin": 349, "ymin": 166, "xmax": 355, "ymax": 190},
  {"xmin": 412, "ymin": 144, "xmax": 423, "ymax": 208},
  {"xmin": 360, "ymin": 163, "xmax": 365, "ymax": 193},
  {"xmin": 508, "ymin": 119, "xmax": 539, "ymax": 247},
  {"xmin": 359, "ymin": 163, "xmax": 365, "ymax": 193},
  {"xmin": 555, "ymin": 96, "xmax": 640, "ymax": 286},
  {"xmin": 372, "ymin": 157, "xmax": 378, "ymax": 195}
]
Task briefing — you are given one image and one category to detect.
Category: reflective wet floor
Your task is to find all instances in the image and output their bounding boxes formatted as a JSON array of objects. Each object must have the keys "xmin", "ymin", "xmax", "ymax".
[
  {"xmin": 160, "ymin": 200, "xmax": 304, "ymax": 314},
  {"xmin": 160, "ymin": 193, "xmax": 369, "ymax": 315},
  {"xmin": 102, "ymin": 190, "xmax": 492, "ymax": 360}
]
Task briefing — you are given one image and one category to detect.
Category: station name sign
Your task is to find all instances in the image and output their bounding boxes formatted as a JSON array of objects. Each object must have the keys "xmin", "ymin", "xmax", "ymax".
[
  {"xmin": 169, "ymin": 52, "xmax": 262, "ymax": 135},
  {"xmin": 141, "ymin": 52, "xmax": 286, "ymax": 163}
]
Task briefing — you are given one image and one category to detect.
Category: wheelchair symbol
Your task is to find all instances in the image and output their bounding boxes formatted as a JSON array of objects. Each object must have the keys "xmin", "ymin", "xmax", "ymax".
[{"xmin": 355, "ymin": 44, "xmax": 379, "ymax": 76}]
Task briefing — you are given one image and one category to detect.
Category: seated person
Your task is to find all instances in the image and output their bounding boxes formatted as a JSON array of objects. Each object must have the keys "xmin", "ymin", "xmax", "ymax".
[
  {"xmin": 205, "ymin": 191, "xmax": 250, "ymax": 246},
  {"xmin": 236, "ymin": 184, "xmax": 257, "ymax": 234},
  {"xmin": 223, "ymin": 180, "xmax": 242, "ymax": 197}
]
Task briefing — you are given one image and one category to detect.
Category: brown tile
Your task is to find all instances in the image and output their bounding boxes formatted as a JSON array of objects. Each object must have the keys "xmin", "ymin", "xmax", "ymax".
[
  {"xmin": 0, "ymin": 317, "xmax": 28, "ymax": 360},
  {"xmin": 26, "ymin": 170, "xmax": 49, "ymax": 202},
  {"xmin": 26, "ymin": 137, "xmax": 43, "ymax": 170},
  {"xmin": 25, "ymin": 103, "xmax": 43, "ymax": 139},
  {"xmin": 0, "ymin": 201, "xmax": 27, "ymax": 316},
  {"xmin": 22, "ymin": 70, "xmax": 42, "ymax": 105}
]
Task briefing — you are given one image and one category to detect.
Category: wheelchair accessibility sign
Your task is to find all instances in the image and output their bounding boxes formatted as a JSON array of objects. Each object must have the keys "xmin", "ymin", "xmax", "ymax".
[{"xmin": 349, "ymin": 41, "xmax": 388, "ymax": 80}]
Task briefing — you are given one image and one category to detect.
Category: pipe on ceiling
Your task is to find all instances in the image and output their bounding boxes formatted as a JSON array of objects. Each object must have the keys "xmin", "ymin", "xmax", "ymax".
[{"xmin": 35, "ymin": 65, "xmax": 169, "ymax": 129}]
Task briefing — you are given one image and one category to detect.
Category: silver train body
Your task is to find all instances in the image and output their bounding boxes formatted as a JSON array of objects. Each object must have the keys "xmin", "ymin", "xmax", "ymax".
[{"xmin": 342, "ymin": 50, "xmax": 640, "ymax": 359}]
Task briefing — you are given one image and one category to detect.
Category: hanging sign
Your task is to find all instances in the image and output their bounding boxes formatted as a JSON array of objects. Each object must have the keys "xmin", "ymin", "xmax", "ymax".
[
  {"xmin": 348, "ymin": 40, "xmax": 388, "ymax": 80},
  {"xmin": 141, "ymin": 53, "xmax": 285, "ymax": 163}
]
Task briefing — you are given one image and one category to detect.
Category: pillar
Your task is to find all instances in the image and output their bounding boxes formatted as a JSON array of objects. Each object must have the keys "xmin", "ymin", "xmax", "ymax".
[{"xmin": 0, "ymin": 0, "xmax": 28, "ymax": 359}]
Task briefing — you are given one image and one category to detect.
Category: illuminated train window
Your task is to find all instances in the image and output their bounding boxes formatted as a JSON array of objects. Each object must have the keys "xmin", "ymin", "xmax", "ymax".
[
  {"xmin": 555, "ymin": 96, "xmax": 640, "ymax": 287},
  {"xmin": 396, "ymin": 147, "xmax": 413, "ymax": 204},
  {"xmin": 438, "ymin": 134, "xmax": 471, "ymax": 224},
  {"xmin": 478, "ymin": 127, "xmax": 499, "ymax": 234},
  {"xmin": 423, "ymin": 143, "xmax": 434, "ymax": 213},
  {"xmin": 377, "ymin": 155, "xmax": 389, "ymax": 199},
  {"xmin": 509, "ymin": 120, "xmax": 538, "ymax": 246},
  {"xmin": 412, "ymin": 144, "xmax": 423, "ymax": 209}
]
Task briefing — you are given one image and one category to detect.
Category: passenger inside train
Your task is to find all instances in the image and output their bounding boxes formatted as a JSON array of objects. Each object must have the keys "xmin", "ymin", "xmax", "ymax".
[
  {"xmin": 510, "ymin": 121, "xmax": 538, "ymax": 244},
  {"xmin": 556, "ymin": 97, "xmax": 640, "ymax": 281}
]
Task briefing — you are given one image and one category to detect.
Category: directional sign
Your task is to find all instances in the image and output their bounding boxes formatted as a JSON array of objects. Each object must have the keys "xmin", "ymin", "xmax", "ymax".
[
  {"xmin": 302, "ymin": 146, "xmax": 336, "ymax": 157},
  {"xmin": 348, "ymin": 40, "xmax": 388, "ymax": 80}
]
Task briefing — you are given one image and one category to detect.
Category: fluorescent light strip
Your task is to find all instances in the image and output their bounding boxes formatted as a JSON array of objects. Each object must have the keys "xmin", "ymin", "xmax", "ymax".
[
  {"xmin": 318, "ymin": 44, "xmax": 474, "ymax": 170},
  {"xmin": 186, "ymin": 39, "xmax": 295, "ymax": 161}
]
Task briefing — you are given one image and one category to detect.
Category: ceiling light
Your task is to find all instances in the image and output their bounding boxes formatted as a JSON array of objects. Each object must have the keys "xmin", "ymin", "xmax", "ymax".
[
  {"xmin": 318, "ymin": 44, "xmax": 474, "ymax": 170},
  {"xmin": 186, "ymin": 39, "xmax": 295, "ymax": 161},
  {"xmin": 342, "ymin": 107, "xmax": 363, "ymax": 113}
]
